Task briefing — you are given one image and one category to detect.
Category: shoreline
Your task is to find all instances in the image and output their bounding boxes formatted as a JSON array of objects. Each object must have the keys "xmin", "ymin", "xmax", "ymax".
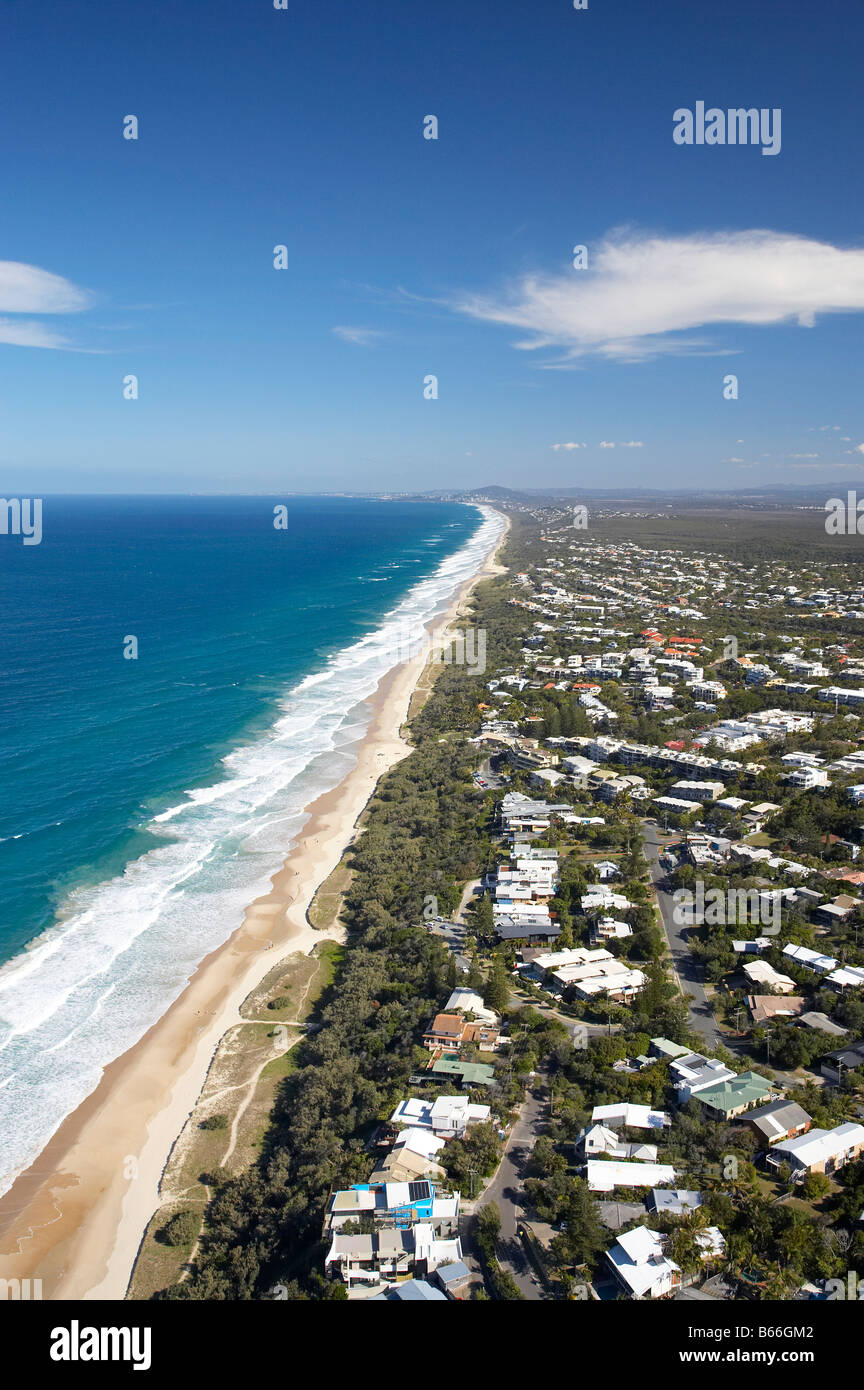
[{"xmin": 0, "ymin": 506, "xmax": 509, "ymax": 1301}]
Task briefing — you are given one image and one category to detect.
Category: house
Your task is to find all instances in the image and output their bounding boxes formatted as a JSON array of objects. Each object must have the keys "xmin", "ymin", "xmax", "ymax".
[
  {"xmin": 422, "ymin": 1013, "xmax": 500, "ymax": 1053},
  {"xmin": 654, "ymin": 795, "xmax": 703, "ymax": 815},
  {"xmin": 590, "ymin": 916, "xmax": 633, "ymax": 944},
  {"xmin": 580, "ymin": 887, "xmax": 631, "ymax": 914},
  {"xmin": 494, "ymin": 914, "xmax": 561, "ymax": 944},
  {"xmin": 820, "ymin": 1041, "xmax": 864, "ymax": 1085},
  {"xmin": 432, "ymin": 1259, "xmax": 473, "ymax": 1299},
  {"xmin": 371, "ymin": 1140, "xmax": 447, "ymax": 1185},
  {"xmin": 370, "ymin": 1279, "xmax": 447, "ymax": 1302},
  {"xmin": 528, "ymin": 945, "xmax": 615, "ymax": 982},
  {"xmin": 591, "ymin": 1103, "xmax": 671, "ymax": 1130},
  {"xmin": 813, "ymin": 899, "xmax": 855, "ymax": 928},
  {"xmin": 742, "ymin": 960, "xmax": 797, "ymax": 994},
  {"xmin": 578, "ymin": 1123, "xmax": 658, "ymax": 1162},
  {"xmin": 796, "ymin": 1011, "xmax": 847, "ymax": 1037},
  {"xmin": 429, "ymin": 1057, "xmax": 496, "ymax": 1086},
  {"xmin": 783, "ymin": 943, "xmax": 837, "ymax": 975},
  {"xmin": 558, "ymin": 959, "xmax": 647, "ymax": 1004},
  {"xmin": 605, "ymin": 1226, "xmax": 681, "ymax": 1300},
  {"xmin": 325, "ymin": 1181, "xmax": 460, "ymax": 1236},
  {"xmin": 696, "ymin": 1071, "xmax": 778, "ymax": 1120},
  {"xmin": 670, "ymin": 780, "xmax": 725, "ymax": 802},
  {"xmin": 748, "ymin": 995, "xmax": 805, "ymax": 1026},
  {"xmin": 390, "ymin": 1095, "xmax": 490, "ymax": 1138},
  {"xmin": 593, "ymin": 860, "xmax": 621, "ymax": 880},
  {"xmin": 651, "ymin": 1189, "xmax": 703, "ymax": 1215},
  {"xmin": 649, "ymin": 1037, "xmax": 693, "ymax": 1061},
  {"xmin": 827, "ymin": 966, "xmax": 864, "ymax": 992},
  {"xmin": 670, "ymin": 1053, "xmax": 736, "ymax": 1100},
  {"xmin": 325, "ymin": 1230, "xmax": 415, "ymax": 1288},
  {"xmin": 768, "ymin": 1122, "xmax": 864, "ymax": 1177},
  {"xmin": 392, "ymin": 1126, "xmax": 447, "ymax": 1162},
  {"xmin": 422, "ymin": 1013, "xmax": 465, "ymax": 1051},
  {"xmin": 586, "ymin": 1160, "xmax": 677, "ymax": 1193},
  {"xmin": 444, "ymin": 988, "xmax": 498, "ymax": 1025},
  {"xmin": 696, "ymin": 1228, "xmax": 727, "ymax": 1261},
  {"xmin": 786, "ymin": 766, "xmax": 831, "ymax": 789},
  {"xmin": 742, "ymin": 1100, "xmax": 812, "ymax": 1146}
]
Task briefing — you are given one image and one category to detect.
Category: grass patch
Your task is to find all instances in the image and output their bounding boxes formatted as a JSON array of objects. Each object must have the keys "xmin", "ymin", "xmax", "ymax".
[
  {"xmin": 308, "ymin": 861, "xmax": 354, "ymax": 931},
  {"xmin": 126, "ymin": 1200, "xmax": 206, "ymax": 1301}
]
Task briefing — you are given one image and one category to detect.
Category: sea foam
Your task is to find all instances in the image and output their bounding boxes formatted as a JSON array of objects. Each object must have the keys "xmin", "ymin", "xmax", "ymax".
[{"xmin": 0, "ymin": 505, "xmax": 505, "ymax": 1194}]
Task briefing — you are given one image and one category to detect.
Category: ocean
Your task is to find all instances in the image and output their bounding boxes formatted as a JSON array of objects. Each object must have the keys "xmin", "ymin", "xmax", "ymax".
[{"xmin": 0, "ymin": 495, "xmax": 504, "ymax": 1194}]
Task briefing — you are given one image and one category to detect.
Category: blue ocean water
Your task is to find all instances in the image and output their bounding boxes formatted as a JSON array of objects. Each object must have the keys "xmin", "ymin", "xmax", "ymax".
[{"xmin": 0, "ymin": 495, "xmax": 504, "ymax": 1191}]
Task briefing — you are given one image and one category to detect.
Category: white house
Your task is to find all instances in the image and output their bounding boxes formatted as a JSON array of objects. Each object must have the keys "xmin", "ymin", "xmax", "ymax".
[
  {"xmin": 769, "ymin": 1122, "xmax": 864, "ymax": 1177},
  {"xmin": 592, "ymin": 1103, "xmax": 671, "ymax": 1130},
  {"xmin": 586, "ymin": 1160, "xmax": 676, "ymax": 1193},
  {"xmin": 670, "ymin": 1054, "xmax": 736, "ymax": 1100},
  {"xmin": 606, "ymin": 1227, "xmax": 680, "ymax": 1300},
  {"xmin": 390, "ymin": 1095, "xmax": 490, "ymax": 1138}
]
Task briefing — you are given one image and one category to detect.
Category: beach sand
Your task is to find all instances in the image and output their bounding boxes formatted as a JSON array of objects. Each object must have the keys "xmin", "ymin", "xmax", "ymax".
[{"xmin": 0, "ymin": 510, "xmax": 508, "ymax": 1301}]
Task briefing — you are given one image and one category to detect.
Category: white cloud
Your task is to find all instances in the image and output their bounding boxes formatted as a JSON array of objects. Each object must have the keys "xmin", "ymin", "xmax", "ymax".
[
  {"xmin": 445, "ymin": 229, "xmax": 864, "ymax": 363},
  {"xmin": 599, "ymin": 440, "xmax": 615, "ymax": 448},
  {"xmin": 332, "ymin": 325, "xmax": 385, "ymax": 346},
  {"xmin": 619, "ymin": 440, "xmax": 643, "ymax": 447},
  {"xmin": 856, "ymin": 443, "xmax": 864, "ymax": 455},
  {"xmin": 0, "ymin": 261, "xmax": 92, "ymax": 350},
  {"xmin": 786, "ymin": 453, "xmax": 819, "ymax": 459},
  {"xmin": 0, "ymin": 318, "xmax": 75, "ymax": 349},
  {"xmin": 0, "ymin": 261, "xmax": 91, "ymax": 314},
  {"xmin": 551, "ymin": 442, "xmax": 584, "ymax": 450}
]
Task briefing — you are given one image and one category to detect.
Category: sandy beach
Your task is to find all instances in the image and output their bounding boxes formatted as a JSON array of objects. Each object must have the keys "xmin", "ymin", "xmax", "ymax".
[{"xmin": 0, "ymin": 509, "xmax": 508, "ymax": 1301}]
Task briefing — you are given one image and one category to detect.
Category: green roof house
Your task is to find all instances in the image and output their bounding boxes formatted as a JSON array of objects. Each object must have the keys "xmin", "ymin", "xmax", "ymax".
[{"xmin": 697, "ymin": 1071, "xmax": 778, "ymax": 1119}]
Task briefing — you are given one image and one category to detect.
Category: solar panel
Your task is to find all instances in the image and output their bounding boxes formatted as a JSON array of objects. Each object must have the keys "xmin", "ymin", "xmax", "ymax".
[{"xmin": 408, "ymin": 1181, "xmax": 431, "ymax": 1203}]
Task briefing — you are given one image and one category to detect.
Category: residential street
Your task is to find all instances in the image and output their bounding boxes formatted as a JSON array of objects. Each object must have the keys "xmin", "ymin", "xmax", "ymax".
[
  {"xmin": 466, "ymin": 1084, "xmax": 548, "ymax": 1300},
  {"xmin": 642, "ymin": 821, "xmax": 721, "ymax": 1048}
]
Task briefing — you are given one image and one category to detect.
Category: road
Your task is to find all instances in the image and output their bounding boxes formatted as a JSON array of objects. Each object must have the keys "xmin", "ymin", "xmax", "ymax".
[
  {"xmin": 509, "ymin": 989, "xmax": 620, "ymax": 1043},
  {"xmin": 473, "ymin": 754, "xmax": 507, "ymax": 791},
  {"xmin": 642, "ymin": 821, "xmax": 721, "ymax": 1048},
  {"xmin": 467, "ymin": 1084, "xmax": 548, "ymax": 1300}
]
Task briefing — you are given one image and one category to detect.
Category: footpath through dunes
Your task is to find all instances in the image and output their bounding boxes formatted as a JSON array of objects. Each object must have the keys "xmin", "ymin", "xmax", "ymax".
[{"xmin": 127, "ymin": 940, "xmax": 342, "ymax": 1300}]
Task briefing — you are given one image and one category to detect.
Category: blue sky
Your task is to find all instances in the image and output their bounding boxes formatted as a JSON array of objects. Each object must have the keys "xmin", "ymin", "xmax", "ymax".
[{"xmin": 1, "ymin": 0, "xmax": 863, "ymax": 493}]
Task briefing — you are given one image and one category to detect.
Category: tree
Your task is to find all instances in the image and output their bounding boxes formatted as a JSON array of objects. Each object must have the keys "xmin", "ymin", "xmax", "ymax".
[
  {"xmin": 473, "ymin": 893, "xmax": 495, "ymax": 939},
  {"xmin": 484, "ymin": 955, "xmax": 510, "ymax": 1014},
  {"xmin": 801, "ymin": 1171, "xmax": 831, "ymax": 1202},
  {"xmin": 159, "ymin": 1209, "xmax": 200, "ymax": 1247}
]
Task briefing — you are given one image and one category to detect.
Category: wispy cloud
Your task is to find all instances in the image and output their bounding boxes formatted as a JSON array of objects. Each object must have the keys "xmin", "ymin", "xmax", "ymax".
[
  {"xmin": 551, "ymin": 442, "xmax": 585, "ymax": 450},
  {"xmin": 0, "ymin": 260, "xmax": 93, "ymax": 349},
  {"xmin": 444, "ymin": 229, "xmax": 864, "ymax": 364},
  {"xmin": 332, "ymin": 325, "xmax": 386, "ymax": 347}
]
